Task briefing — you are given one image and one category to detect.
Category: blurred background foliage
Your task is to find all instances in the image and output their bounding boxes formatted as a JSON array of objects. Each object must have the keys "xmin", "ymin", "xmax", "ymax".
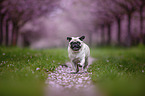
[{"xmin": 0, "ymin": 0, "xmax": 145, "ymax": 48}]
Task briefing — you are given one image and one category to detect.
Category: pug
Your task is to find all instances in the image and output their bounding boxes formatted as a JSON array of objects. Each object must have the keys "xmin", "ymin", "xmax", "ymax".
[{"xmin": 67, "ymin": 36, "xmax": 90, "ymax": 73}]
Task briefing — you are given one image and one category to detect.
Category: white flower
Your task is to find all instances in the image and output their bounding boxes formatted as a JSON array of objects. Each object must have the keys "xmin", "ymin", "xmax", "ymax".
[
  {"xmin": 32, "ymin": 70, "xmax": 34, "ymax": 74},
  {"xmin": 36, "ymin": 67, "xmax": 40, "ymax": 70},
  {"xmin": 53, "ymin": 60, "xmax": 55, "ymax": 63},
  {"xmin": 119, "ymin": 65, "xmax": 123, "ymax": 67},
  {"xmin": 107, "ymin": 60, "xmax": 109, "ymax": 62},
  {"xmin": 84, "ymin": 77, "xmax": 89, "ymax": 80},
  {"xmin": 78, "ymin": 78, "xmax": 82, "ymax": 83}
]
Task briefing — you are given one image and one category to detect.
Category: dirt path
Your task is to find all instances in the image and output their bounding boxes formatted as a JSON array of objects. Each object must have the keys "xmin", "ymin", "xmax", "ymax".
[{"xmin": 45, "ymin": 57, "xmax": 101, "ymax": 96}]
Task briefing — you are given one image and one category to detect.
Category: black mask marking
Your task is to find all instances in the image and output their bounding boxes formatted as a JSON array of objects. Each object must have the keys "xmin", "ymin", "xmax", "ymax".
[{"xmin": 70, "ymin": 41, "xmax": 81, "ymax": 51}]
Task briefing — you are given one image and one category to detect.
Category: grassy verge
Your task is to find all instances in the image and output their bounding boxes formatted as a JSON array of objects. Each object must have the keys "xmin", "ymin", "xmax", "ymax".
[
  {"xmin": 1, "ymin": 46, "xmax": 145, "ymax": 96},
  {"xmin": 89, "ymin": 46, "xmax": 145, "ymax": 96},
  {"xmin": 0, "ymin": 46, "xmax": 68, "ymax": 96}
]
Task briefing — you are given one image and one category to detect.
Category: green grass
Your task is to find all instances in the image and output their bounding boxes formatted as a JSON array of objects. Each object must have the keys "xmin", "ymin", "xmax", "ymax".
[
  {"xmin": 0, "ymin": 46, "xmax": 68, "ymax": 96},
  {"xmin": 89, "ymin": 46, "xmax": 145, "ymax": 96},
  {"xmin": 1, "ymin": 46, "xmax": 145, "ymax": 96}
]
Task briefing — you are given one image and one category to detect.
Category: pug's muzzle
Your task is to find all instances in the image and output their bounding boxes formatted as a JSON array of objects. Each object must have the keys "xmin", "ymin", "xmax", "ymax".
[{"xmin": 70, "ymin": 41, "xmax": 81, "ymax": 51}]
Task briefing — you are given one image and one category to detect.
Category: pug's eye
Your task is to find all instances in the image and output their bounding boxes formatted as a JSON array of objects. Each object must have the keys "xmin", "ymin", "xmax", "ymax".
[
  {"xmin": 70, "ymin": 42, "xmax": 74, "ymax": 45},
  {"xmin": 76, "ymin": 41, "xmax": 80, "ymax": 44}
]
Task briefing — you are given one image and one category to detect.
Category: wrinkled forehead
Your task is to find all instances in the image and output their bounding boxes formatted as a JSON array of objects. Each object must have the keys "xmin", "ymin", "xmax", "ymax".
[{"xmin": 71, "ymin": 37, "xmax": 81, "ymax": 42}]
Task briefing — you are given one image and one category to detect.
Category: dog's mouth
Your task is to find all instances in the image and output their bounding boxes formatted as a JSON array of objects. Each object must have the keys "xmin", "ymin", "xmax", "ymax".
[{"xmin": 72, "ymin": 47, "xmax": 80, "ymax": 51}]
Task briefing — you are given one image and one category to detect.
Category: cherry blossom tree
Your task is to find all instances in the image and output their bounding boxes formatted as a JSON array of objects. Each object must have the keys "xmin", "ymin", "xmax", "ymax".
[
  {"xmin": 102, "ymin": 0, "xmax": 124, "ymax": 45},
  {"xmin": 134, "ymin": 0, "xmax": 145, "ymax": 44},
  {"xmin": 0, "ymin": 0, "xmax": 58, "ymax": 46},
  {"xmin": 95, "ymin": 0, "xmax": 117, "ymax": 45},
  {"xmin": 95, "ymin": 0, "xmax": 142, "ymax": 46},
  {"xmin": 113, "ymin": 0, "xmax": 137, "ymax": 46},
  {"xmin": 0, "ymin": 0, "xmax": 5, "ymax": 45}
]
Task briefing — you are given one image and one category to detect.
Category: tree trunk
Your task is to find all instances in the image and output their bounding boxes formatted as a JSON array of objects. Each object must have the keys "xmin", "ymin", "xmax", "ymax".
[
  {"xmin": 117, "ymin": 17, "xmax": 121, "ymax": 45},
  {"xmin": 139, "ymin": 6, "xmax": 144, "ymax": 44},
  {"xmin": 0, "ymin": 14, "xmax": 4, "ymax": 45},
  {"xmin": 126, "ymin": 13, "xmax": 132, "ymax": 47},
  {"xmin": 15, "ymin": 26, "xmax": 19, "ymax": 45},
  {"xmin": 12, "ymin": 22, "xmax": 19, "ymax": 46},
  {"xmin": 101, "ymin": 25, "xmax": 105, "ymax": 45},
  {"xmin": 12, "ymin": 23, "xmax": 16, "ymax": 46},
  {"xmin": 107, "ymin": 24, "xmax": 111, "ymax": 45},
  {"xmin": 6, "ymin": 19, "xmax": 9, "ymax": 46}
]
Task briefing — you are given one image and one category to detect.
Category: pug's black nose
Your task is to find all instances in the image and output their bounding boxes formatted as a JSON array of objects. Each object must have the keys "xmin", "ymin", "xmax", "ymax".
[{"xmin": 74, "ymin": 45, "xmax": 77, "ymax": 47}]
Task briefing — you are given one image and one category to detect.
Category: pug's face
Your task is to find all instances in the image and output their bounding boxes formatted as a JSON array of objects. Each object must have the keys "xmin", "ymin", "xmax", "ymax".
[{"xmin": 67, "ymin": 36, "xmax": 85, "ymax": 51}]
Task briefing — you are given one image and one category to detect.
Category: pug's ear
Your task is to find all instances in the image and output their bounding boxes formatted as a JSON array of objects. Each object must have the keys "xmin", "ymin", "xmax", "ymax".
[
  {"xmin": 79, "ymin": 36, "xmax": 85, "ymax": 41},
  {"xmin": 67, "ymin": 37, "xmax": 72, "ymax": 42}
]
